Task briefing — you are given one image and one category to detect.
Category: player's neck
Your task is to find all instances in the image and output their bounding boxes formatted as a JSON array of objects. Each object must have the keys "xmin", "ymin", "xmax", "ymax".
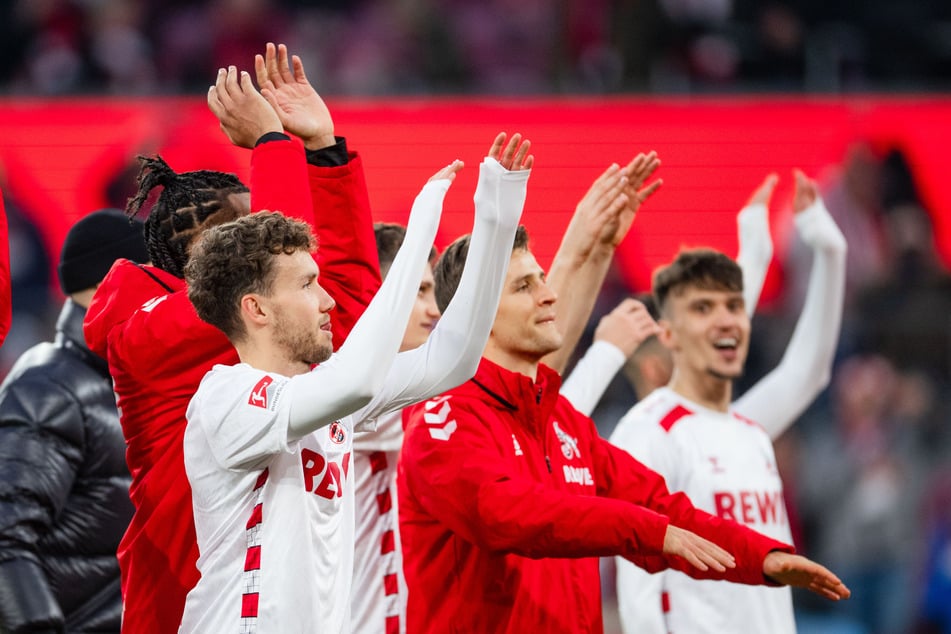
[
  {"xmin": 483, "ymin": 345, "xmax": 540, "ymax": 382},
  {"xmin": 668, "ymin": 368, "xmax": 732, "ymax": 412},
  {"xmin": 235, "ymin": 340, "xmax": 310, "ymax": 378}
]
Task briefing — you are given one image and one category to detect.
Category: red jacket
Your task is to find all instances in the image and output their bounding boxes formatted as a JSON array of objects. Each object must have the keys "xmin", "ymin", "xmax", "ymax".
[
  {"xmin": 399, "ymin": 358, "xmax": 792, "ymax": 634},
  {"xmin": 83, "ymin": 139, "xmax": 380, "ymax": 634}
]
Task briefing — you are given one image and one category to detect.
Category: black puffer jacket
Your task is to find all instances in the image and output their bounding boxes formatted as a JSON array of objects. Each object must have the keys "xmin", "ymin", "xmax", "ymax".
[{"xmin": 0, "ymin": 300, "xmax": 133, "ymax": 633}]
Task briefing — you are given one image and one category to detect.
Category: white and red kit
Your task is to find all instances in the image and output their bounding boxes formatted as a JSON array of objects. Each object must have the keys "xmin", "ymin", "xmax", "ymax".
[
  {"xmin": 84, "ymin": 138, "xmax": 381, "ymax": 634},
  {"xmin": 399, "ymin": 358, "xmax": 795, "ymax": 634},
  {"xmin": 604, "ymin": 197, "xmax": 846, "ymax": 634},
  {"xmin": 611, "ymin": 388, "xmax": 794, "ymax": 633},
  {"xmin": 182, "ymin": 159, "xmax": 530, "ymax": 633},
  {"xmin": 347, "ymin": 157, "xmax": 530, "ymax": 634}
]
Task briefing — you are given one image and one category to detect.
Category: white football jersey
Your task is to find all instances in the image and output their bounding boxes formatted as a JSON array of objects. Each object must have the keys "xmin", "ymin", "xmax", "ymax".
[
  {"xmin": 610, "ymin": 387, "xmax": 795, "ymax": 634},
  {"xmin": 350, "ymin": 411, "xmax": 406, "ymax": 634},
  {"xmin": 181, "ymin": 364, "xmax": 358, "ymax": 633}
]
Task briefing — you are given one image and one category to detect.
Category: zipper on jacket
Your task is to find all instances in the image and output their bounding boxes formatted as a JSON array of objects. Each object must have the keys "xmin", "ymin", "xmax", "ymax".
[{"xmin": 545, "ymin": 455, "xmax": 552, "ymax": 473}]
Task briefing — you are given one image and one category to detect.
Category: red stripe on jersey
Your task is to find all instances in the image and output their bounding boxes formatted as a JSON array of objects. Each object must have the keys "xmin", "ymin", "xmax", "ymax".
[
  {"xmin": 381, "ymin": 530, "xmax": 396, "ymax": 554},
  {"xmin": 246, "ymin": 503, "xmax": 263, "ymax": 529},
  {"xmin": 386, "ymin": 616, "xmax": 400, "ymax": 634},
  {"xmin": 733, "ymin": 411, "xmax": 765, "ymax": 430},
  {"xmin": 241, "ymin": 592, "xmax": 259, "ymax": 618},
  {"xmin": 661, "ymin": 591, "xmax": 670, "ymax": 613},
  {"xmin": 659, "ymin": 404, "xmax": 692, "ymax": 432},
  {"xmin": 254, "ymin": 468, "xmax": 270, "ymax": 490},
  {"xmin": 245, "ymin": 545, "xmax": 261, "ymax": 571},
  {"xmin": 376, "ymin": 489, "xmax": 393, "ymax": 514},
  {"xmin": 384, "ymin": 573, "xmax": 398, "ymax": 595},
  {"xmin": 369, "ymin": 451, "xmax": 388, "ymax": 474}
]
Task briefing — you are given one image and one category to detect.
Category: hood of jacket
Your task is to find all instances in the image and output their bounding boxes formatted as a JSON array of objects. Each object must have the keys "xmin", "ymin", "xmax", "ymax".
[{"xmin": 83, "ymin": 259, "xmax": 184, "ymax": 359}]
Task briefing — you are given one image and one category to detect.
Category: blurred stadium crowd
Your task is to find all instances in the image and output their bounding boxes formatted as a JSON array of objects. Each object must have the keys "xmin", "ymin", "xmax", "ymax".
[{"xmin": 0, "ymin": 0, "xmax": 950, "ymax": 96}]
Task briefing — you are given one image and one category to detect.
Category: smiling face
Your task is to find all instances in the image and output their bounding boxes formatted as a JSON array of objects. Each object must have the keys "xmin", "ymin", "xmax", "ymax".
[
  {"xmin": 483, "ymin": 248, "xmax": 562, "ymax": 375},
  {"xmin": 660, "ymin": 284, "xmax": 750, "ymax": 384},
  {"xmin": 264, "ymin": 250, "xmax": 336, "ymax": 367},
  {"xmin": 401, "ymin": 262, "xmax": 441, "ymax": 351}
]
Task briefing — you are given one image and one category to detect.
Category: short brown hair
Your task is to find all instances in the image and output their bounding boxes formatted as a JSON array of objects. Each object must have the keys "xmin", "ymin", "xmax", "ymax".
[
  {"xmin": 374, "ymin": 222, "xmax": 437, "ymax": 280},
  {"xmin": 433, "ymin": 225, "xmax": 529, "ymax": 313},
  {"xmin": 185, "ymin": 212, "xmax": 315, "ymax": 341},
  {"xmin": 652, "ymin": 249, "xmax": 743, "ymax": 315}
]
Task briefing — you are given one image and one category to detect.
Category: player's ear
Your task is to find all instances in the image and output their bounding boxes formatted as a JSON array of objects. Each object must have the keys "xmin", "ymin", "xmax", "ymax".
[
  {"xmin": 240, "ymin": 293, "xmax": 269, "ymax": 328},
  {"xmin": 656, "ymin": 318, "xmax": 676, "ymax": 349}
]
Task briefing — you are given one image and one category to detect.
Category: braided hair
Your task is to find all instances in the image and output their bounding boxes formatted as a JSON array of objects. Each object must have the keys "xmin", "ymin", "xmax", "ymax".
[{"xmin": 126, "ymin": 155, "xmax": 250, "ymax": 278}]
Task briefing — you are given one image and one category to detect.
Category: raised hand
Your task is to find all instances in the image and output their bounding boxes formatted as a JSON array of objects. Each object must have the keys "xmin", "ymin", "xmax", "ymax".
[
  {"xmin": 763, "ymin": 551, "xmax": 851, "ymax": 601},
  {"xmin": 488, "ymin": 132, "xmax": 534, "ymax": 171},
  {"xmin": 207, "ymin": 66, "xmax": 282, "ymax": 149},
  {"xmin": 593, "ymin": 298, "xmax": 661, "ymax": 357},
  {"xmin": 792, "ymin": 168, "xmax": 819, "ymax": 213},
  {"xmin": 663, "ymin": 525, "xmax": 736, "ymax": 573},
  {"xmin": 254, "ymin": 42, "xmax": 335, "ymax": 151},
  {"xmin": 613, "ymin": 151, "xmax": 663, "ymax": 247},
  {"xmin": 747, "ymin": 172, "xmax": 779, "ymax": 208},
  {"xmin": 428, "ymin": 160, "xmax": 465, "ymax": 184}
]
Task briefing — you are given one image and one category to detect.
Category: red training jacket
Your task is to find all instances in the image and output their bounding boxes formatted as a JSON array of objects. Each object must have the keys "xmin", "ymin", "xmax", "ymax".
[
  {"xmin": 83, "ymin": 139, "xmax": 380, "ymax": 634},
  {"xmin": 399, "ymin": 358, "xmax": 793, "ymax": 634}
]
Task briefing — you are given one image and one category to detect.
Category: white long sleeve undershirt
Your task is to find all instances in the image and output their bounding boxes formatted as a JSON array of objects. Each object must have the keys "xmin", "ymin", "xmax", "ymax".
[
  {"xmin": 733, "ymin": 197, "xmax": 847, "ymax": 439},
  {"xmin": 287, "ymin": 158, "xmax": 530, "ymax": 438},
  {"xmin": 284, "ymin": 178, "xmax": 449, "ymax": 439}
]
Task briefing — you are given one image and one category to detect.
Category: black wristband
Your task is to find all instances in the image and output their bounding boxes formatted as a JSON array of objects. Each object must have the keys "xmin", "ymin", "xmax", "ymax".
[
  {"xmin": 254, "ymin": 132, "xmax": 291, "ymax": 146},
  {"xmin": 306, "ymin": 136, "xmax": 349, "ymax": 167}
]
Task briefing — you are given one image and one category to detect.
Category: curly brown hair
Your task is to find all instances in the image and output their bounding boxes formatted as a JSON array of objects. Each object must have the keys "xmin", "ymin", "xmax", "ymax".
[{"xmin": 185, "ymin": 212, "xmax": 315, "ymax": 341}]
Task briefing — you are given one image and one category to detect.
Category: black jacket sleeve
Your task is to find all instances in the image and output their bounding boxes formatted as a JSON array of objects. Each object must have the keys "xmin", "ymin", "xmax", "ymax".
[{"xmin": 0, "ymin": 376, "xmax": 83, "ymax": 632}]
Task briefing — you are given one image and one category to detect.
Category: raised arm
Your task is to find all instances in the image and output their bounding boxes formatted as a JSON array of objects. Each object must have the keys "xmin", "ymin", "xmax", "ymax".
[
  {"xmin": 542, "ymin": 153, "xmax": 662, "ymax": 373},
  {"xmin": 284, "ymin": 167, "xmax": 454, "ymax": 437},
  {"xmin": 736, "ymin": 173, "xmax": 777, "ymax": 316},
  {"xmin": 734, "ymin": 170, "xmax": 847, "ymax": 439},
  {"xmin": 257, "ymin": 42, "xmax": 381, "ymax": 348},
  {"xmin": 357, "ymin": 134, "xmax": 532, "ymax": 418},
  {"xmin": 560, "ymin": 298, "xmax": 660, "ymax": 415}
]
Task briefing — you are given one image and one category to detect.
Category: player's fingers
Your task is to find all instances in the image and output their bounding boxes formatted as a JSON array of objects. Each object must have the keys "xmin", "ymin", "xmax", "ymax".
[
  {"xmin": 254, "ymin": 54, "xmax": 268, "ymax": 88},
  {"xmin": 500, "ymin": 133, "xmax": 522, "ymax": 169},
  {"xmin": 488, "ymin": 132, "xmax": 506, "ymax": 160},
  {"xmin": 277, "ymin": 44, "xmax": 294, "ymax": 84},
  {"xmin": 521, "ymin": 155, "xmax": 534, "ymax": 170},
  {"xmin": 513, "ymin": 138, "xmax": 531, "ymax": 170},
  {"xmin": 224, "ymin": 66, "xmax": 240, "ymax": 97},
  {"xmin": 239, "ymin": 70, "xmax": 257, "ymax": 95},
  {"xmin": 291, "ymin": 55, "xmax": 308, "ymax": 84},
  {"xmin": 207, "ymin": 85, "xmax": 225, "ymax": 117},
  {"xmin": 637, "ymin": 179, "xmax": 663, "ymax": 203},
  {"xmin": 265, "ymin": 42, "xmax": 281, "ymax": 83}
]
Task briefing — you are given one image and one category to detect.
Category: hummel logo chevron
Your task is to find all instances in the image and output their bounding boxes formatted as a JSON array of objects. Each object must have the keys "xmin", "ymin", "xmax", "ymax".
[{"xmin": 423, "ymin": 396, "xmax": 457, "ymax": 441}]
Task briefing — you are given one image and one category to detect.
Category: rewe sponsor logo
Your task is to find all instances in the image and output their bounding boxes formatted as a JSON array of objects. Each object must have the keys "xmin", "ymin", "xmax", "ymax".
[
  {"xmin": 301, "ymin": 448, "xmax": 351, "ymax": 500},
  {"xmin": 563, "ymin": 465, "xmax": 593, "ymax": 486},
  {"xmin": 714, "ymin": 490, "xmax": 787, "ymax": 526}
]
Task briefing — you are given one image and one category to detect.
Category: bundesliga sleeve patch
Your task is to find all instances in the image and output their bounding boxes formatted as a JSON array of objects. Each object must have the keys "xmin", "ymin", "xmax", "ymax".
[{"xmin": 248, "ymin": 376, "xmax": 275, "ymax": 409}]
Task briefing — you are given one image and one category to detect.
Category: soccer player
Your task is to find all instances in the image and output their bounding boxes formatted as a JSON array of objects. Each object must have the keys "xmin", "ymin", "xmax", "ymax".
[
  {"xmin": 179, "ymin": 136, "xmax": 530, "ymax": 630},
  {"xmin": 350, "ymin": 133, "xmax": 530, "ymax": 634},
  {"xmin": 398, "ymin": 219, "xmax": 850, "ymax": 633},
  {"xmin": 83, "ymin": 44, "xmax": 380, "ymax": 633},
  {"xmin": 609, "ymin": 170, "xmax": 848, "ymax": 633}
]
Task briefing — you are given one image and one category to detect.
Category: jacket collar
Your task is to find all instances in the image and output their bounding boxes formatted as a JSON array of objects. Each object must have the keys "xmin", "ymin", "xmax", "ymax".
[
  {"xmin": 56, "ymin": 299, "xmax": 109, "ymax": 376},
  {"xmin": 470, "ymin": 357, "xmax": 562, "ymax": 436}
]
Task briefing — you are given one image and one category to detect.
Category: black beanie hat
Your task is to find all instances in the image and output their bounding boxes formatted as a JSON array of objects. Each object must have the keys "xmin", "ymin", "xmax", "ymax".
[{"xmin": 58, "ymin": 209, "xmax": 149, "ymax": 295}]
